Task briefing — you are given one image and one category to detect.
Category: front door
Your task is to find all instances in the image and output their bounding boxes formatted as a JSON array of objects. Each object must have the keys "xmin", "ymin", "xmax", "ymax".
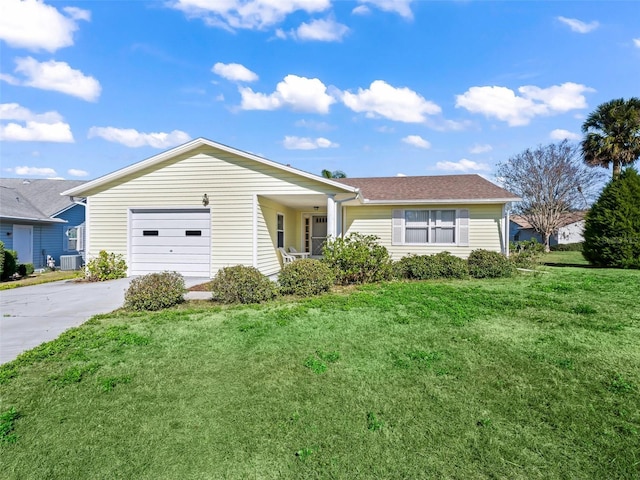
[
  {"xmin": 311, "ymin": 215, "xmax": 327, "ymax": 255},
  {"xmin": 13, "ymin": 225, "xmax": 33, "ymax": 264}
]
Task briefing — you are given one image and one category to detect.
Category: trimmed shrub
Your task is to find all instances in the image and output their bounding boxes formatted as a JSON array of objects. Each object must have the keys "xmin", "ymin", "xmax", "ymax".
[
  {"xmin": 510, "ymin": 239, "xmax": 545, "ymax": 268},
  {"xmin": 322, "ymin": 233, "xmax": 392, "ymax": 285},
  {"xmin": 210, "ymin": 265, "xmax": 277, "ymax": 304},
  {"xmin": 16, "ymin": 264, "xmax": 35, "ymax": 277},
  {"xmin": 468, "ymin": 249, "xmax": 515, "ymax": 278},
  {"xmin": 279, "ymin": 259, "xmax": 334, "ymax": 296},
  {"xmin": 550, "ymin": 242, "xmax": 583, "ymax": 252},
  {"xmin": 583, "ymin": 168, "xmax": 640, "ymax": 269},
  {"xmin": 124, "ymin": 271, "xmax": 185, "ymax": 311},
  {"xmin": 85, "ymin": 251, "xmax": 127, "ymax": 281},
  {"xmin": 394, "ymin": 252, "xmax": 468, "ymax": 280},
  {"xmin": 1, "ymin": 249, "xmax": 18, "ymax": 281}
]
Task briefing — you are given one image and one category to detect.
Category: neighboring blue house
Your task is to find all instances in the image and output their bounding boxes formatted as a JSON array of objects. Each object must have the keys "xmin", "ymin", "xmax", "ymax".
[
  {"xmin": 0, "ymin": 179, "xmax": 86, "ymax": 269},
  {"xmin": 510, "ymin": 212, "xmax": 586, "ymax": 247}
]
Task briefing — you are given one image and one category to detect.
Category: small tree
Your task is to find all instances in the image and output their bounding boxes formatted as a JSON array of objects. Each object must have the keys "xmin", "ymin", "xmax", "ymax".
[
  {"xmin": 321, "ymin": 169, "xmax": 347, "ymax": 179},
  {"xmin": 582, "ymin": 167, "xmax": 640, "ymax": 268},
  {"xmin": 497, "ymin": 140, "xmax": 603, "ymax": 252}
]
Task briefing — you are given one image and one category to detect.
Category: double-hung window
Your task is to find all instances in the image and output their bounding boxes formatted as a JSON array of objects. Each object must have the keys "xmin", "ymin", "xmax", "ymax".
[
  {"xmin": 393, "ymin": 209, "xmax": 469, "ymax": 246},
  {"xmin": 65, "ymin": 225, "xmax": 84, "ymax": 251},
  {"xmin": 276, "ymin": 214, "xmax": 285, "ymax": 249}
]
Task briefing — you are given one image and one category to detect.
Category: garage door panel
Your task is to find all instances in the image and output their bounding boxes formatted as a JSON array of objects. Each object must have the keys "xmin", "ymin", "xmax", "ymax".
[
  {"xmin": 130, "ymin": 209, "xmax": 211, "ymax": 277},
  {"xmin": 131, "ymin": 245, "xmax": 210, "ymax": 255},
  {"xmin": 132, "ymin": 219, "xmax": 211, "ymax": 229}
]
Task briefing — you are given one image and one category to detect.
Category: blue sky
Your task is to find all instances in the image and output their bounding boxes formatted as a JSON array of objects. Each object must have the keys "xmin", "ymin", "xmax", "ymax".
[{"xmin": 1, "ymin": 0, "xmax": 639, "ymax": 181}]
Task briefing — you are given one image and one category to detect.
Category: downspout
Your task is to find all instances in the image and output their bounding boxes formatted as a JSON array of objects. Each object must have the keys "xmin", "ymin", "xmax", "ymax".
[
  {"xmin": 335, "ymin": 192, "xmax": 360, "ymax": 237},
  {"xmin": 504, "ymin": 203, "xmax": 511, "ymax": 257}
]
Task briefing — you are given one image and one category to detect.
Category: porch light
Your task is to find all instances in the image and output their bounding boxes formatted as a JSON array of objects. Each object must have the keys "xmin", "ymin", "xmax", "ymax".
[
  {"xmin": 202, "ymin": 194, "xmax": 209, "ymax": 206},
  {"xmin": 313, "ymin": 206, "xmax": 319, "ymax": 211}
]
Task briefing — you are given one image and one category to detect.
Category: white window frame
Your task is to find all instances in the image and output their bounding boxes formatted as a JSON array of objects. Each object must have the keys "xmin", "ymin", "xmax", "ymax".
[
  {"xmin": 276, "ymin": 213, "xmax": 285, "ymax": 249},
  {"xmin": 392, "ymin": 209, "xmax": 469, "ymax": 246},
  {"xmin": 65, "ymin": 226, "xmax": 79, "ymax": 251}
]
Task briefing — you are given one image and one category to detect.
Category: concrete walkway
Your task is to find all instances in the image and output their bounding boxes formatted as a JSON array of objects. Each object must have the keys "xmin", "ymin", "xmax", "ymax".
[{"xmin": 0, "ymin": 277, "xmax": 210, "ymax": 365}]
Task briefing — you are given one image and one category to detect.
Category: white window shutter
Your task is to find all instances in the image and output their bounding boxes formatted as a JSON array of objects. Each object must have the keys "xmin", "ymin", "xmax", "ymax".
[
  {"xmin": 77, "ymin": 226, "xmax": 85, "ymax": 251},
  {"xmin": 458, "ymin": 209, "xmax": 469, "ymax": 246},
  {"xmin": 392, "ymin": 209, "xmax": 404, "ymax": 245}
]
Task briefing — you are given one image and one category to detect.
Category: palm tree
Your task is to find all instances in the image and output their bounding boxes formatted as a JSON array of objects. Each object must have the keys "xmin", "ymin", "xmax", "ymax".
[
  {"xmin": 581, "ymin": 97, "xmax": 640, "ymax": 179},
  {"xmin": 321, "ymin": 169, "xmax": 347, "ymax": 179}
]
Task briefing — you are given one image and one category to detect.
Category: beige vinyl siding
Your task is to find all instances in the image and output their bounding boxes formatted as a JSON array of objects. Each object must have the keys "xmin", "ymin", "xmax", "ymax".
[
  {"xmin": 86, "ymin": 146, "xmax": 338, "ymax": 276},
  {"xmin": 343, "ymin": 204, "xmax": 503, "ymax": 259},
  {"xmin": 257, "ymin": 197, "xmax": 298, "ymax": 276}
]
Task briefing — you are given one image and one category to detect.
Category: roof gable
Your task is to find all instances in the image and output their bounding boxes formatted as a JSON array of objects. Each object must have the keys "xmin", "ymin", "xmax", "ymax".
[{"xmin": 62, "ymin": 137, "xmax": 359, "ymax": 197}]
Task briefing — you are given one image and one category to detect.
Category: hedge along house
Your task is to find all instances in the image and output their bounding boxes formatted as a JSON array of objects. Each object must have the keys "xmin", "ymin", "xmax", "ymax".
[
  {"xmin": 61, "ymin": 138, "xmax": 519, "ymax": 278},
  {"xmin": 1, "ymin": 179, "xmax": 86, "ymax": 269}
]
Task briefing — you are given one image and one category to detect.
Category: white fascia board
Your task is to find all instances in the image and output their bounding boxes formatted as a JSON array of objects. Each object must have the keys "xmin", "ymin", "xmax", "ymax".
[
  {"xmin": 0, "ymin": 215, "xmax": 67, "ymax": 224},
  {"xmin": 61, "ymin": 137, "xmax": 359, "ymax": 197}
]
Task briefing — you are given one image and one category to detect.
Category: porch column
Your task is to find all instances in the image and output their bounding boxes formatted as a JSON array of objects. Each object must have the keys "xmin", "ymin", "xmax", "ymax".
[{"xmin": 326, "ymin": 194, "xmax": 337, "ymax": 239}]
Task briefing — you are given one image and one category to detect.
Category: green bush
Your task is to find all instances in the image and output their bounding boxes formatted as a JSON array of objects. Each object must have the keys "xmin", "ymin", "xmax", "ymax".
[
  {"xmin": 210, "ymin": 265, "xmax": 278, "ymax": 304},
  {"xmin": 1, "ymin": 249, "xmax": 18, "ymax": 281},
  {"xmin": 85, "ymin": 251, "xmax": 127, "ymax": 281},
  {"xmin": 16, "ymin": 264, "xmax": 34, "ymax": 277},
  {"xmin": 550, "ymin": 242, "xmax": 584, "ymax": 252},
  {"xmin": 322, "ymin": 233, "xmax": 392, "ymax": 285},
  {"xmin": 510, "ymin": 239, "xmax": 545, "ymax": 268},
  {"xmin": 394, "ymin": 252, "xmax": 468, "ymax": 280},
  {"xmin": 583, "ymin": 168, "xmax": 640, "ymax": 269},
  {"xmin": 468, "ymin": 249, "xmax": 515, "ymax": 278},
  {"xmin": 124, "ymin": 271, "xmax": 185, "ymax": 311},
  {"xmin": 279, "ymin": 259, "xmax": 334, "ymax": 296}
]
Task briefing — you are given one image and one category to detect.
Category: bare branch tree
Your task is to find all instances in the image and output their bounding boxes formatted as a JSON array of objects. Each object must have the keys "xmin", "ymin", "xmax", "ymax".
[{"xmin": 497, "ymin": 140, "xmax": 604, "ymax": 252}]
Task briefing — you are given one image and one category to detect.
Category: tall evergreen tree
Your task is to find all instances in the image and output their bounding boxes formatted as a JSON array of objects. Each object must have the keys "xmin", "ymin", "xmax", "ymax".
[{"xmin": 582, "ymin": 168, "xmax": 640, "ymax": 268}]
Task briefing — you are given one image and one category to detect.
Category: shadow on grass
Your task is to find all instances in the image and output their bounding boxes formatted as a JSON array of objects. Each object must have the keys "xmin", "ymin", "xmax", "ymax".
[{"xmin": 542, "ymin": 262, "xmax": 599, "ymax": 268}]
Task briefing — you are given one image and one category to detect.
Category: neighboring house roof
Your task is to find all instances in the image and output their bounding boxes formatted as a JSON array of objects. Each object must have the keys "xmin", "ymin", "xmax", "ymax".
[
  {"xmin": 0, "ymin": 178, "xmax": 86, "ymax": 223},
  {"xmin": 336, "ymin": 175, "xmax": 520, "ymax": 204},
  {"xmin": 62, "ymin": 137, "xmax": 359, "ymax": 197},
  {"xmin": 511, "ymin": 211, "xmax": 587, "ymax": 230}
]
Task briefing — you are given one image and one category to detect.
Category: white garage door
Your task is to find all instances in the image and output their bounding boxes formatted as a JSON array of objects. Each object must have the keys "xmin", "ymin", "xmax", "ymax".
[{"xmin": 130, "ymin": 209, "xmax": 211, "ymax": 277}]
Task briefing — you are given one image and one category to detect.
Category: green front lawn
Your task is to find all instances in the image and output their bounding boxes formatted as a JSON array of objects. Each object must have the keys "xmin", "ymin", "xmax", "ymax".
[
  {"xmin": 0, "ymin": 270, "xmax": 83, "ymax": 290},
  {"xmin": 1, "ymin": 266, "xmax": 639, "ymax": 478}
]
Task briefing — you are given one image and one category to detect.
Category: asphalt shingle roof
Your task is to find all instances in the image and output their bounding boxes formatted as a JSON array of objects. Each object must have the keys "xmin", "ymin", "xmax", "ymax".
[
  {"xmin": 0, "ymin": 179, "xmax": 86, "ymax": 221},
  {"xmin": 336, "ymin": 174, "xmax": 519, "ymax": 202}
]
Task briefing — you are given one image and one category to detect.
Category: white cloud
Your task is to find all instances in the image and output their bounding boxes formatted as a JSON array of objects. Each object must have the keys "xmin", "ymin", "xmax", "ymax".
[
  {"xmin": 240, "ymin": 74, "xmax": 336, "ymax": 113},
  {"xmin": 352, "ymin": 5, "xmax": 370, "ymax": 15},
  {"xmin": 283, "ymin": 136, "xmax": 338, "ymax": 150},
  {"xmin": 455, "ymin": 82, "xmax": 594, "ymax": 126},
  {"xmin": 0, "ymin": 103, "xmax": 74, "ymax": 143},
  {"xmin": 395, "ymin": 173, "xmax": 406, "ymax": 177},
  {"xmin": 0, "ymin": 0, "xmax": 90, "ymax": 52},
  {"xmin": 88, "ymin": 127, "xmax": 191, "ymax": 148},
  {"xmin": 342, "ymin": 80, "xmax": 441, "ymax": 123},
  {"xmin": 170, "ymin": 0, "xmax": 331, "ymax": 30},
  {"xmin": 63, "ymin": 7, "xmax": 91, "ymax": 22},
  {"xmin": 68, "ymin": 168, "xmax": 89, "ymax": 177},
  {"xmin": 402, "ymin": 135, "xmax": 431, "ymax": 149},
  {"xmin": 557, "ymin": 16, "xmax": 599, "ymax": 34},
  {"xmin": 295, "ymin": 18, "xmax": 349, "ymax": 42},
  {"xmin": 469, "ymin": 143, "xmax": 493, "ymax": 154},
  {"xmin": 634, "ymin": 38, "xmax": 640, "ymax": 48},
  {"xmin": 550, "ymin": 128, "xmax": 581, "ymax": 141},
  {"xmin": 2, "ymin": 57, "xmax": 101, "ymax": 102},
  {"xmin": 0, "ymin": 122, "xmax": 74, "ymax": 143},
  {"xmin": 0, "ymin": 103, "xmax": 62, "ymax": 123},
  {"xmin": 295, "ymin": 119, "xmax": 335, "ymax": 131},
  {"xmin": 436, "ymin": 159, "xmax": 490, "ymax": 172},
  {"xmin": 357, "ymin": 0, "xmax": 413, "ymax": 19},
  {"xmin": 11, "ymin": 166, "xmax": 58, "ymax": 176},
  {"xmin": 212, "ymin": 62, "xmax": 258, "ymax": 82}
]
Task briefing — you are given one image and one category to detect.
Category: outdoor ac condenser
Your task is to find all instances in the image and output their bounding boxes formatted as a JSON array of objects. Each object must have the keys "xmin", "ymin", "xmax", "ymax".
[{"xmin": 60, "ymin": 255, "xmax": 83, "ymax": 271}]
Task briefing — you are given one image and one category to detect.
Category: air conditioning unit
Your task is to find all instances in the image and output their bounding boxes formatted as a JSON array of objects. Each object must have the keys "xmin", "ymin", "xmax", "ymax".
[{"xmin": 60, "ymin": 255, "xmax": 83, "ymax": 271}]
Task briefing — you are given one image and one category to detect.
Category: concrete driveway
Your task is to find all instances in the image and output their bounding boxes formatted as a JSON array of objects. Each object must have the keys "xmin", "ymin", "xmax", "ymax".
[{"xmin": 0, "ymin": 277, "xmax": 210, "ymax": 365}]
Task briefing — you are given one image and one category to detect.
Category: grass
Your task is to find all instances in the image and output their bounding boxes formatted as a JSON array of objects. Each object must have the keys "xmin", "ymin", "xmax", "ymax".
[
  {"xmin": 1, "ymin": 266, "xmax": 639, "ymax": 478},
  {"xmin": 0, "ymin": 270, "xmax": 83, "ymax": 290}
]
